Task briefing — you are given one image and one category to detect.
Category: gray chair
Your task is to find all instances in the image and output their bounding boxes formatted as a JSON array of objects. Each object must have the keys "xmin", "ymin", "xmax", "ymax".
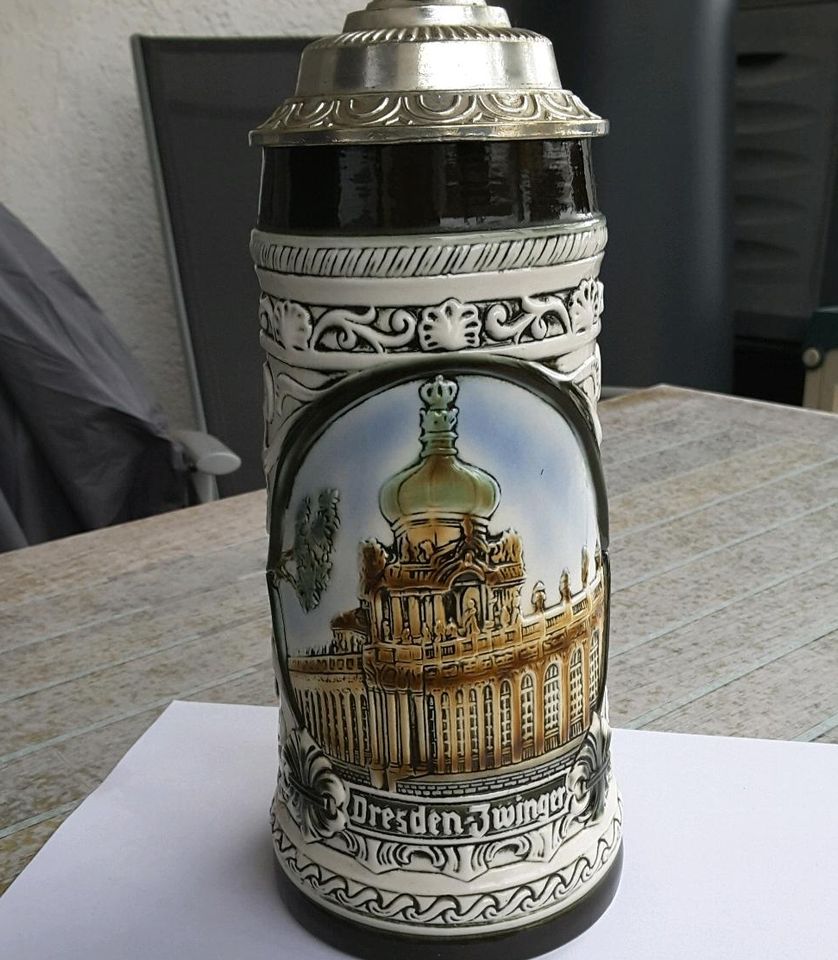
[
  {"xmin": 0, "ymin": 204, "xmax": 239, "ymax": 552},
  {"xmin": 133, "ymin": 36, "xmax": 310, "ymax": 496}
]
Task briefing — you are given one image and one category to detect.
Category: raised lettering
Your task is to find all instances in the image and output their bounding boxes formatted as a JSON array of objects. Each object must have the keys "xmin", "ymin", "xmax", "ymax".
[{"xmin": 465, "ymin": 803, "xmax": 490, "ymax": 839}]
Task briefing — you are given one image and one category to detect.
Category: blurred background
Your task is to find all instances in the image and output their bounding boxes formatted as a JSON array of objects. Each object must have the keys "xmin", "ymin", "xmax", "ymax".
[{"xmin": 1, "ymin": 0, "xmax": 836, "ymax": 548}]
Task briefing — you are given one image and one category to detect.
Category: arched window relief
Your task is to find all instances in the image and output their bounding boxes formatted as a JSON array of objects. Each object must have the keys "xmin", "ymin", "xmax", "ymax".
[
  {"xmin": 344, "ymin": 694, "xmax": 352, "ymax": 760},
  {"xmin": 483, "ymin": 686, "xmax": 495, "ymax": 767},
  {"xmin": 427, "ymin": 695, "xmax": 438, "ymax": 772},
  {"xmin": 500, "ymin": 679, "xmax": 513, "ymax": 764},
  {"xmin": 590, "ymin": 629, "xmax": 601, "ymax": 710},
  {"xmin": 323, "ymin": 693, "xmax": 334, "ymax": 755},
  {"xmin": 308, "ymin": 693, "xmax": 318, "ymax": 741},
  {"xmin": 360, "ymin": 694, "xmax": 371, "ymax": 763},
  {"xmin": 469, "ymin": 688, "xmax": 480, "ymax": 770},
  {"xmin": 521, "ymin": 673, "xmax": 535, "ymax": 759},
  {"xmin": 331, "ymin": 692, "xmax": 344, "ymax": 759},
  {"xmin": 569, "ymin": 647, "xmax": 585, "ymax": 738},
  {"xmin": 456, "ymin": 690, "xmax": 466, "ymax": 773},
  {"xmin": 349, "ymin": 695, "xmax": 361, "ymax": 765},
  {"xmin": 314, "ymin": 694, "xmax": 324, "ymax": 746},
  {"xmin": 408, "ymin": 694, "xmax": 419, "ymax": 770},
  {"xmin": 394, "ymin": 694, "xmax": 402, "ymax": 768},
  {"xmin": 544, "ymin": 662, "xmax": 562, "ymax": 751},
  {"xmin": 441, "ymin": 692, "xmax": 452, "ymax": 773}
]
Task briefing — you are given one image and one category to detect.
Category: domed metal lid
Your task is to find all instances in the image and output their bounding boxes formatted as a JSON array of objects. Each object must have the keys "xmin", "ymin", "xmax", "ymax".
[{"xmin": 251, "ymin": 0, "xmax": 607, "ymax": 147}]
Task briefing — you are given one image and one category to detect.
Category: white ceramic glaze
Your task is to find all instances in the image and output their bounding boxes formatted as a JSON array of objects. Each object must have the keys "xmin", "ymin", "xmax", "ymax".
[{"xmin": 255, "ymin": 215, "xmax": 621, "ymax": 938}]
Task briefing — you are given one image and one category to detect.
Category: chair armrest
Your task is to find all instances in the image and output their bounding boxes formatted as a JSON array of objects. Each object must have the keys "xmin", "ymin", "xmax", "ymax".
[
  {"xmin": 171, "ymin": 429, "xmax": 241, "ymax": 477},
  {"xmin": 802, "ymin": 307, "xmax": 838, "ymax": 413}
]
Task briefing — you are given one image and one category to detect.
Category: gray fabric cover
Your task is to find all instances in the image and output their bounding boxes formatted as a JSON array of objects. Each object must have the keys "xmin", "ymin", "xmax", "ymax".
[{"xmin": 0, "ymin": 204, "xmax": 186, "ymax": 552}]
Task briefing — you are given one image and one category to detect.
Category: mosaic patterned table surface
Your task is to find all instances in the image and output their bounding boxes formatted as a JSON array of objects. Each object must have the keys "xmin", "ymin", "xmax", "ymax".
[{"xmin": 2, "ymin": 386, "xmax": 838, "ymax": 894}]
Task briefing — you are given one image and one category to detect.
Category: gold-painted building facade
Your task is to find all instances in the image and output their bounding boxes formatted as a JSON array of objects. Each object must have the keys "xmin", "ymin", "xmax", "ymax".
[{"xmin": 289, "ymin": 377, "xmax": 605, "ymax": 791}]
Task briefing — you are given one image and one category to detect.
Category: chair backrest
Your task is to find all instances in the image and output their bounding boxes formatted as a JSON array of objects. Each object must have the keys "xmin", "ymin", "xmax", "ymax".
[
  {"xmin": 733, "ymin": 0, "xmax": 838, "ymax": 405},
  {"xmin": 133, "ymin": 36, "xmax": 310, "ymax": 495},
  {"xmin": 505, "ymin": 0, "xmax": 736, "ymax": 392}
]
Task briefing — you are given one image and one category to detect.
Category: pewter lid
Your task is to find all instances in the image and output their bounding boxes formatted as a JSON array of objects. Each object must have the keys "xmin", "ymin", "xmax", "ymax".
[{"xmin": 250, "ymin": 0, "xmax": 607, "ymax": 147}]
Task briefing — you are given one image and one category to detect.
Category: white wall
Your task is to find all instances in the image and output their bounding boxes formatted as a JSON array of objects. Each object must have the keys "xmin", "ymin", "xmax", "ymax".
[{"xmin": 0, "ymin": 0, "xmax": 357, "ymax": 428}]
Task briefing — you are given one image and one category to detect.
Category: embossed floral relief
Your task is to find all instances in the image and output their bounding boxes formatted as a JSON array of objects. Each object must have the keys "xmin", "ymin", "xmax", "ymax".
[
  {"xmin": 569, "ymin": 278, "xmax": 604, "ymax": 335},
  {"xmin": 562, "ymin": 710, "xmax": 612, "ymax": 829},
  {"xmin": 259, "ymin": 296, "xmax": 312, "ymax": 351},
  {"xmin": 418, "ymin": 298, "xmax": 481, "ymax": 350},
  {"xmin": 280, "ymin": 727, "xmax": 348, "ymax": 841},
  {"xmin": 259, "ymin": 278, "xmax": 604, "ymax": 357}
]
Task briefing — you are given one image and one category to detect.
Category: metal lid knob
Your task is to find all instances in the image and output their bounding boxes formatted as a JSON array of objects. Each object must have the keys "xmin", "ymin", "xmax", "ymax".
[{"xmin": 251, "ymin": 0, "xmax": 607, "ymax": 147}]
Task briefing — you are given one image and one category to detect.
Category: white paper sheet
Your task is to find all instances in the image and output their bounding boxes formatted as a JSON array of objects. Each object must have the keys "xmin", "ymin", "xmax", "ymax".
[{"xmin": 1, "ymin": 701, "xmax": 836, "ymax": 959}]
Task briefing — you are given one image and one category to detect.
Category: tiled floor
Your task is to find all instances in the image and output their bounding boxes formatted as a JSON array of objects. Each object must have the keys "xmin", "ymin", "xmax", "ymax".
[{"xmin": 2, "ymin": 386, "xmax": 838, "ymax": 892}]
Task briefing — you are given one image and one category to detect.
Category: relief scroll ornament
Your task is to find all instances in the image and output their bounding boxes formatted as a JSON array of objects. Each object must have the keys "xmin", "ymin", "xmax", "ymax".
[
  {"xmin": 258, "ymin": 278, "xmax": 604, "ymax": 360},
  {"xmin": 270, "ymin": 802, "xmax": 622, "ymax": 931},
  {"xmin": 258, "ymin": 278, "xmax": 605, "ymax": 498},
  {"xmin": 270, "ymin": 706, "xmax": 621, "ymax": 926},
  {"xmin": 556, "ymin": 710, "xmax": 612, "ymax": 838},
  {"xmin": 253, "ymin": 89, "xmax": 607, "ymax": 146},
  {"xmin": 273, "ymin": 707, "xmax": 616, "ymax": 883},
  {"xmin": 279, "ymin": 725, "xmax": 349, "ymax": 842}
]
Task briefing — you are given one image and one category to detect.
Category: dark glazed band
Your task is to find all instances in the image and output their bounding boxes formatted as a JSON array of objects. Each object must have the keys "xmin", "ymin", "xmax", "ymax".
[{"xmin": 258, "ymin": 138, "xmax": 599, "ymax": 235}]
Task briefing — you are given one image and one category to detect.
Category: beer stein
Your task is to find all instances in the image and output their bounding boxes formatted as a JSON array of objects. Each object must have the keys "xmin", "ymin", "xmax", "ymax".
[{"xmin": 251, "ymin": 2, "xmax": 622, "ymax": 954}]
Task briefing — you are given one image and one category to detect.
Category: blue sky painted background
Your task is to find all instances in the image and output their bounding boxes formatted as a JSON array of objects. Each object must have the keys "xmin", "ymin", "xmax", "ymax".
[{"xmin": 279, "ymin": 375, "xmax": 599, "ymax": 654}]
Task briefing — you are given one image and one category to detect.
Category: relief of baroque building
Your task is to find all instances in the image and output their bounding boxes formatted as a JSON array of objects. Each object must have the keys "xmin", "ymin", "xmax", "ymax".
[{"xmin": 289, "ymin": 376, "xmax": 605, "ymax": 792}]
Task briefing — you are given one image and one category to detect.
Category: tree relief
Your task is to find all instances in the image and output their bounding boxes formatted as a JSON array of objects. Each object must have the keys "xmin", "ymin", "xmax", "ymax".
[{"xmin": 270, "ymin": 489, "xmax": 341, "ymax": 612}]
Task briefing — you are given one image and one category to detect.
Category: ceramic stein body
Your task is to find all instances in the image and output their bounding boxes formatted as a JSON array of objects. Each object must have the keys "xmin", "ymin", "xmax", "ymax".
[{"xmin": 251, "ymin": 3, "xmax": 622, "ymax": 954}]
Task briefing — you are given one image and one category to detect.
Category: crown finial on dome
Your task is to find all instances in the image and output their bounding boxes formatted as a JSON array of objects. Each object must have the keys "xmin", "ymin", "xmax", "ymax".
[
  {"xmin": 378, "ymin": 375, "xmax": 500, "ymax": 527},
  {"xmin": 419, "ymin": 376, "xmax": 459, "ymax": 456},
  {"xmin": 420, "ymin": 375, "xmax": 458, "ymax": 410}
]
